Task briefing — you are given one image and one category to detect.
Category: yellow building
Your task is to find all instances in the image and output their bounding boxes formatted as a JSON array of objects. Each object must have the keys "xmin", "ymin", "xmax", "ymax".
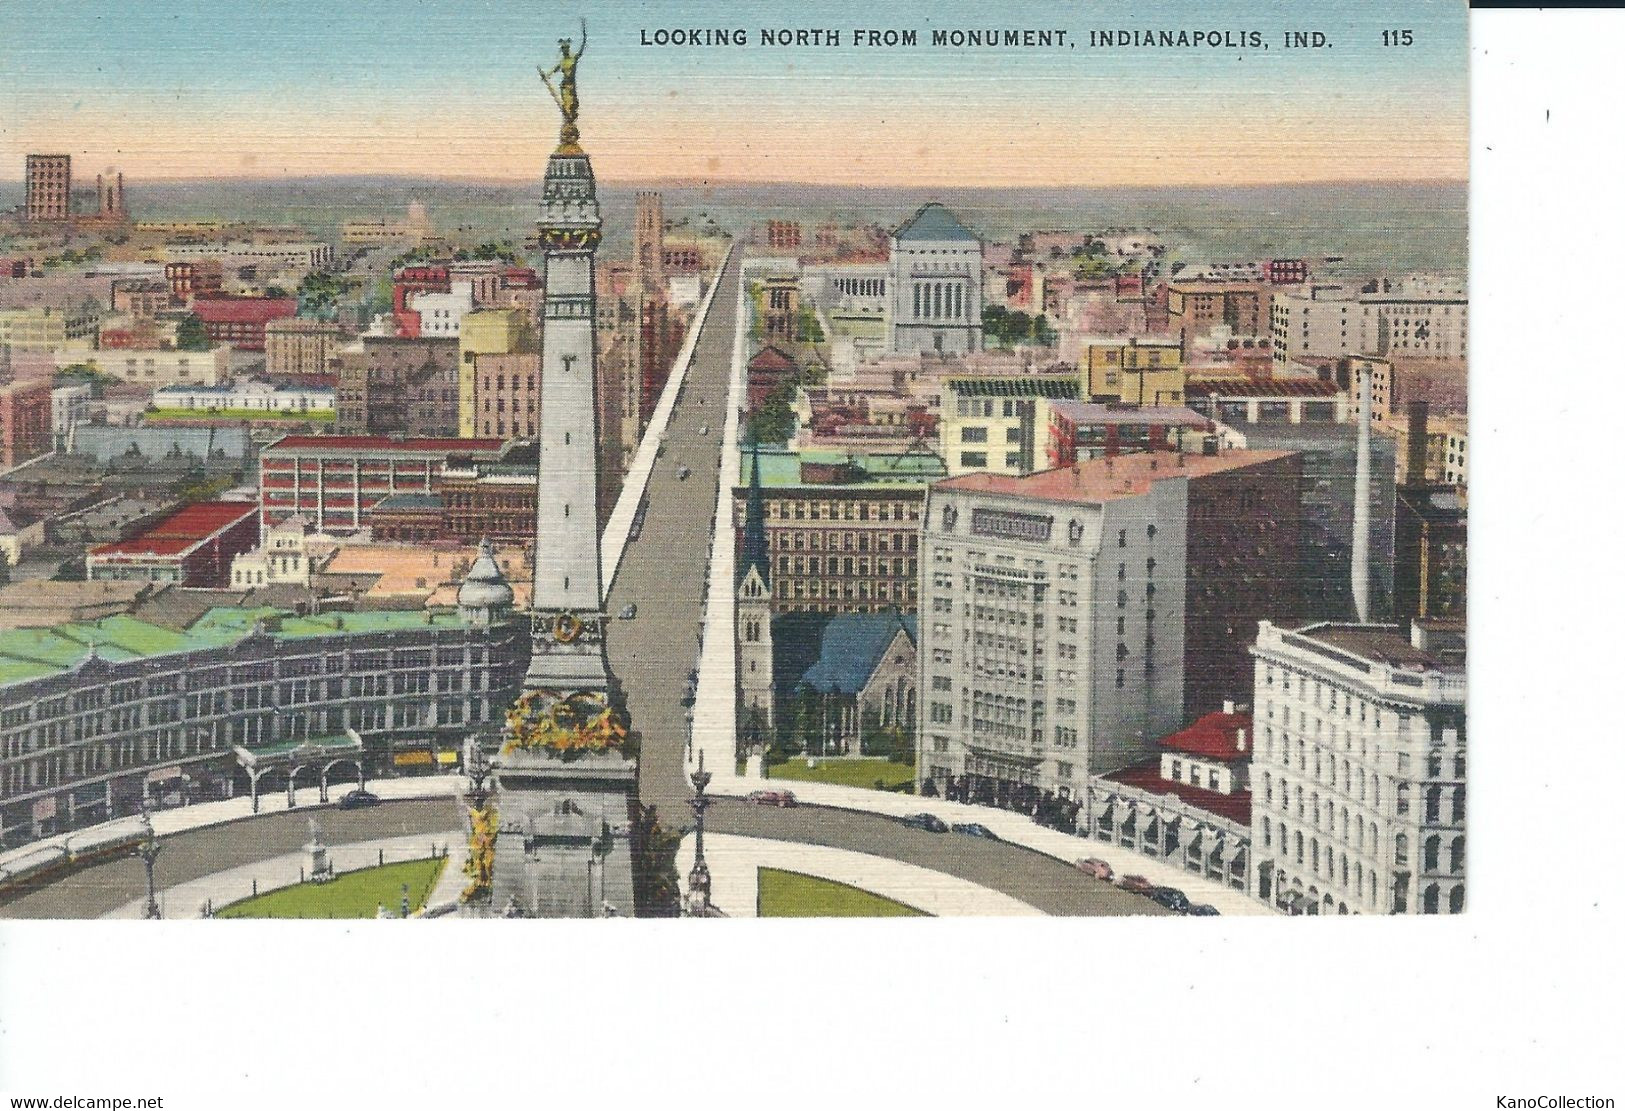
[
  {"xmin": 457, "ymin": 308, "xmax": 532, "ymax": 437},
  {"xmin": 940, "ymin": 375, "xmax": 1080, "ymax": 476},
  {"xmin": 1082, "ymin": 337, "xmax": 1185, "ymax": 405},
  {"xmin": 0, "ymin": 304, "xmax": 100, "ymax": 350},
  {"xmin": 1381, "ymin": 411, "xmax": 1469, "ymax": 488}
]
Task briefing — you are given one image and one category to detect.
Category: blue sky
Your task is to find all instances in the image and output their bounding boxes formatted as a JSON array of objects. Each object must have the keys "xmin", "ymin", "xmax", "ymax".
[{"xmin": 0, "ymin": 0, "xmax": 1469, "ymax": 184}]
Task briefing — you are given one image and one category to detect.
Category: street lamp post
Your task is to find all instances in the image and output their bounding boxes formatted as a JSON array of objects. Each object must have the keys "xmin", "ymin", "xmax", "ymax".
[
  {"xmin": 138, "ymin": 806, "xmax": 161, "ymax": 920},
  {"xmin": 686, "ymin": 752, "xmax": 713, "ymax": 916}
]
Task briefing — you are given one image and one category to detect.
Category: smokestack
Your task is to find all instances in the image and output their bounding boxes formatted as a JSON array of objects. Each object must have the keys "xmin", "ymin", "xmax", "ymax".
[
  {"xmin": 1352, "ymin": 364, "xmax": 1373, "ymax": 622},
  {"xmin": 1406, "ymin": 399, "xmax": 1429, "ymax": 487}
]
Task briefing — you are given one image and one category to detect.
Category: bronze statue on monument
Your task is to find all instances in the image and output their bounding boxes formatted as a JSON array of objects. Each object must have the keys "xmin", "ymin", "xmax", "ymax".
[{"xmin": 538, "ymin": 19, "xmax": 587, "ymax": 152}]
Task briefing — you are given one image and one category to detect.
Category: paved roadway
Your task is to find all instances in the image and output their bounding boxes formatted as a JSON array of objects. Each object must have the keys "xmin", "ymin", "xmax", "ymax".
[
  {"xmin": 607, "ymin": 251, "xmax": 739, "ymax": 822},
  {"xmin": 0, "ymin": 799, "xmax": 461, "ymax": 920}
]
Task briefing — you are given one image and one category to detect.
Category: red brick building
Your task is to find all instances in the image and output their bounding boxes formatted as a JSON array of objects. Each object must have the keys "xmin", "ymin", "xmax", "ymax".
[
  {"xmin": 164, "ymin": 260, "xmax": 223, "ymax": 302},
  {"xmin": 86, "ymin": 501, "xmax": 258, "ymax": 587},
  {"xmin": 765, "ymin": 220, "xmax": 802, "ymax": 251},
  {"xmin": 0, "ymin": 380, "xmax": 53, "ymax": 467},
  {"xmin": 190, "ymin": 295, "xmax": 297, "ymax": 351},
  {"xmin": 258, "ymin": 434, "xmax": 503, "ymax": 536}
]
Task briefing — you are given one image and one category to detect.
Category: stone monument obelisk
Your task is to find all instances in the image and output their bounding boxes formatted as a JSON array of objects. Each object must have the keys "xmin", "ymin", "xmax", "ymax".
[{"xmin": 481, "ymin": 23, "xmax": 639, "ymax": 918}]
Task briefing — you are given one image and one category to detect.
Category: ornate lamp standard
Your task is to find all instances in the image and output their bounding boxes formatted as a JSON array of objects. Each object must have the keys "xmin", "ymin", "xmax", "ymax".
[
  {"xmin": 685, "ymin": 752, "xmax": 713, "ymax": 917},
  {"xmin": 137, "ymin": 806, "xmax": 161, "ymax": 920}
]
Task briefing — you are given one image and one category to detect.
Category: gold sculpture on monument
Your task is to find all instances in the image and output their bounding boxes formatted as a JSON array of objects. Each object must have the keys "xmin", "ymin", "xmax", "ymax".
[{"xmin": 537, "ymin": 18, "xmax": 587, "ymax": 152}]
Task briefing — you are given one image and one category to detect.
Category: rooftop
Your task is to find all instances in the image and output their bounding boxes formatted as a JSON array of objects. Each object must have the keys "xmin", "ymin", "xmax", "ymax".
[
  {"xmin": 1159, "ymin": 711, "xmax": 1252, "ymax": 762},
  {"xmin": 1186, "ymin": 378, "xmax": 1342, "ymax": 399},
  {"xmin": 89, "ymin": 501, "xmax": 256, "ymax": 560},
  {"xmin": 264, "ymin": 434, "xmax": 503, "ymax": 456},
  {"xmin": 1103, "ymin": 762, "xmax": 1253, "ymax": 826},
  {"xmin": 1285, "ymin": 621, "xmax": 1465, "ymax": 674},
  {"xmin": 894, "ymin": 203, "xmax": 979, "ymax": 244},
  {"xmin": 796, "ymin": 613, "xmax": 918, "ymax": 695},
  {"xmin": 0, "ymin": 604, "xmax": 468, "ymax": 689},
  {"xmin": 1048, "ymin": 401, "xmax": 1210, "ymax": 427},
  {"xmin": 935, "ymin": 449, "xmax": 1295, "ymax": 506}
]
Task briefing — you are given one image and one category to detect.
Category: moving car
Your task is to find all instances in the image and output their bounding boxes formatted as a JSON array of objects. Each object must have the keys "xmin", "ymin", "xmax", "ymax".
[
  {"xmin": 337, "ymin": 788, "xmax": 381, "ymax": 810},
  {"xmin": 1074, "ymin": 858, "xmax": 1114, "ymax": 882},
  {"xmin": 618, "ymin": 604, "xmax": 637, "ymax": 619},
  {"xmin": 676, "ymin": 465, "xmax": 691, "ymax": 480},
  {"xmin": 698, "ymin": 424, "xmax": 709, "ymax": 436},
  {"xmin": 1150, "ymin": 886, "xmax": 1191, "ymax": 913},
  {"xmin": 951, "ymin": 822, "xmax": 999, "ymax": 840},
  {"xmin": 747, "ymin": 789, "xmax": 798, "ymax": 808},
  {"xmin": 899, "ymin": 813, "xmax": 948, "ymax": 833},
  {"xmin": 1187, "ymin": 903, "xmax": 1221, "ymax": 916},
  {"xmin": 1117, "ymin": 874, "xmax": 1155, "ymax": 894}
]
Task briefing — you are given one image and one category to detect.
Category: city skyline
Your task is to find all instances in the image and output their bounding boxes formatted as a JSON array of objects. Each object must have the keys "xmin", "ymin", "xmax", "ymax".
[{"xmin": 0, "ymin": 0, "xmax": 1468, "ymax": 186}]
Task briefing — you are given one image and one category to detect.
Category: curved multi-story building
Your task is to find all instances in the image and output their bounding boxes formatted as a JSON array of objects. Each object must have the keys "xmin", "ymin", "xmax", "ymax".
[{"xmin": 0, "ymin": 549, "xmax": 526, "ymax": 848}]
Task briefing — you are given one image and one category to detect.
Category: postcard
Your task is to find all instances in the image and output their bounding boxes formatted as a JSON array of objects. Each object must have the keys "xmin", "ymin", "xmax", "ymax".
[{"xmin": 0, "ymin": 0, "xmax": 1466, "ymax": 923}]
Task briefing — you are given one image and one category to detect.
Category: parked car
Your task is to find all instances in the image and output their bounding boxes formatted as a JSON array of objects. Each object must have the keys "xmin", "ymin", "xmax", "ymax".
[
  {"xmin": 1118, "ymin": 874, "xmax": 1155, "ymax": 894},
  {"xmin": 899, "ymin": 813, "xmax": 948, "ymax": 833},
  {"xmin": 618, "ymin": 603, "xmax": 637, "ymax": 619},
  {"xmin": 1187, "ymin": 903, "xmax": 1221, "ymax": 916},
  {"xmin": 1150, "ymin": 887, "xmax": 1191, "ymax": 913},
  {"xmin": 951, "ymin": 822, "xmax": 999, "ymax": 840},
  {"xmin": 337, "ymin": 789, "xmax": 380, "ymax": 810},
  {"xmin": 747, "ymin": 789, "xmax": 797, "ymax": 808},
  {"xmin": 1074, "ymin": 858, "xmax": 1114, "ymax": 882}
]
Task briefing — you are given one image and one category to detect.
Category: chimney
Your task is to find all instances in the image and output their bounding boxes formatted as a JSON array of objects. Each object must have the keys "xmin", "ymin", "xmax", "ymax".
[
  {"xmin": 1223, "ymin": 699, "xmax": 1235, "ymax": 714},
  {"xmin": 1406, "ymin": 399, "xmax": 1429, "ymax": 486},
  {"xmin": 1352, "ymin": 363, "xmax": 1373, "ymax": 623}
]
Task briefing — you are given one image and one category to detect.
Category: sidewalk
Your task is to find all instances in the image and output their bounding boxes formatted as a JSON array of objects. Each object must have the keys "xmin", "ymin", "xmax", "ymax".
[
  {"xmin": 704, "ymin": 774, "xmax": 1272, "ymax": 916},
  {"xmin": 679, "ymin": 832, "xmax": 1042, "ymax": 918},
  {"xmin": 103, "ymin": 830, "xmax": 464, "ymax": 920},
  {"xmin": 2, "ymin": 774, "xmax": 465, "ymax": 874},
  {"xmin": 688, "ymin": 259, "xmax": 750, "ymax": 778}
]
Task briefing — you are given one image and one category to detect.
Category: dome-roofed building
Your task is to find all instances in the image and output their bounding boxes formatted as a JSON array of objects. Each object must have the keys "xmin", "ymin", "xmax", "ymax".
[{"xmin": 457, "ymin": 538, "xmax": 515, "ymax": 626}]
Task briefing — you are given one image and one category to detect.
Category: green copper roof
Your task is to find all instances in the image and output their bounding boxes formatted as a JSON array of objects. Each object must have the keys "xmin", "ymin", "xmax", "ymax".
[
  {"xmin": 895, "ymin": 203, "xmax": 978, "ymax": 244},
  {"xmin": 0, "ymin": 605, "xmax": 466, "ymax": 690}
]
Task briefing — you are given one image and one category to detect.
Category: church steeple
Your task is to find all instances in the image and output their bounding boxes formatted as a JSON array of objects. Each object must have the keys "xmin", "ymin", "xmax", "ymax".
[{"xmin": 739, "ymin": 437, "xmax": 768, "ymax": 588}]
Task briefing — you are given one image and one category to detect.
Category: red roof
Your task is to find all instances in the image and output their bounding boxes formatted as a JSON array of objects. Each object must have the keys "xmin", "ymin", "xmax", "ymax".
[
  {"xmin": 749, "ymin": 346, "xmax": 797, "ymax": 372},
  {"xmin": 190, "ymin": 296, "xmax": 298, "ymax": 325},
  {"xmin": 89, "ymin": 501, "xmax": 255, "ymax": 559},
  {"xmin": 1103, "ymin": 762, "xmax": 1253, "ymax": 826},
  {"xmin": 1159, "ymin": 711, "xmax": 1252, "ymax": 761},
  {"xmin": 935, "ymin": 449, "xmax": 1293, "ymax": 505},
  {"xmin": 264, "ymin": 435, "xmax": 503, "ymax": 455}
]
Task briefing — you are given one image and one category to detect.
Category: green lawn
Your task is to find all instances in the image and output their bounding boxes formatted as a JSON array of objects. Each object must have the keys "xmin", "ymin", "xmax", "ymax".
[
  {"xmin": 757, "ymin": 868, "xmax": 926, "ymax": 918},
  {"xmin": 216, "ymin": 857, "xmax": 446, "ymax": 919},
  {"xmin": 766, "ymin": 757, "xmax": 915, "ymax": 791}
]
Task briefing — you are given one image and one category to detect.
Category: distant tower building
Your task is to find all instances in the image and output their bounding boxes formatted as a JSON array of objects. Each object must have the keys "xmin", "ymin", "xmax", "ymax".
[
  {"xmin": 634, "ymin": 191, "xmax": 664, "ymax": 292},
  {"xmin": 736, "ymin": 442, "xmax": 775, "ymax": 736},
  {"xmin": 25, "ymin": 155, "xmax": 71, "ymax": 222},
  {"xmin": 95, "ymin": 171, "xmax": 127, "ymax": 220},
  {"xmin": 888, "ymin": 202, "xmax": 983, "ymax": 356}
]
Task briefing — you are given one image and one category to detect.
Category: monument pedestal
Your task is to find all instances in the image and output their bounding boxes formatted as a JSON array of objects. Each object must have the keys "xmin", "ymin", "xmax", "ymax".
[{"xmin": 489, "ymin": 748, "xmax": 637, "ymax": 918}]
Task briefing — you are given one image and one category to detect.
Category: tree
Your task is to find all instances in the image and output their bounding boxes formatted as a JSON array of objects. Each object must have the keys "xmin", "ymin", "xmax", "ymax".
[
  {"xmin": 629, "ymin": 804, "xmax": 682, "ymax": 916},
  {"xmin": 738, "ymin": 704, "xmax": 768, "ymax": 764},
  {"xmin": 859, "ymin": 705, "xmax": 890, "ymax": 758},
  {"xmin": 175, "ymin": 314, "xmax": 210, "ymax": 351}
]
